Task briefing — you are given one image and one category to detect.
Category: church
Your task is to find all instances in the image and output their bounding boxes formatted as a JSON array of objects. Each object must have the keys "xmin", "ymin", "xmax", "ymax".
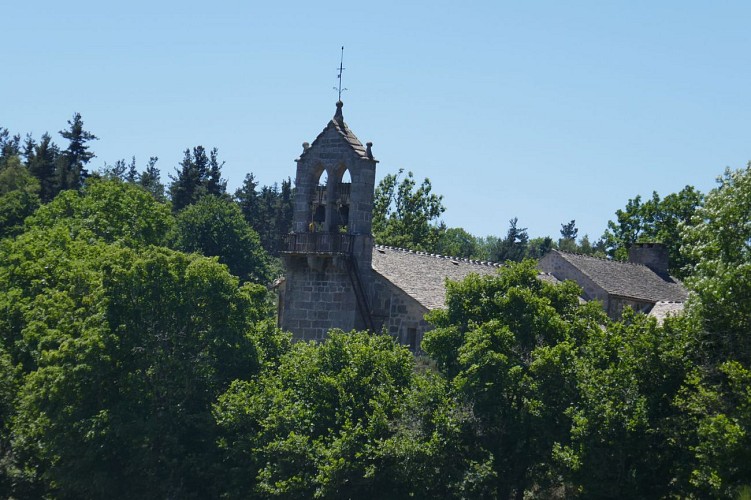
[
  {"xmin": 275, "ymin": 102, "xmax": 687, "ymax": 350},
  {"xmin": 275, "ymin": 101, "xmax": 512, "ymax": 350}
]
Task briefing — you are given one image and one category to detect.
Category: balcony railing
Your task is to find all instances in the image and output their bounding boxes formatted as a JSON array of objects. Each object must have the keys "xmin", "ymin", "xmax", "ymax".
[{"xmin": 283, "ymin": 232, "xmax": 355, "ymax": 255}]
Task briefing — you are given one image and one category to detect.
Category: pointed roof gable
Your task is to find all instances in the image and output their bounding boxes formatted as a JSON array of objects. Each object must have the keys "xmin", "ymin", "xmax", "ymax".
[{"xmin": 298, "ymin": 101, "xmax": 375, "ymax": 161}]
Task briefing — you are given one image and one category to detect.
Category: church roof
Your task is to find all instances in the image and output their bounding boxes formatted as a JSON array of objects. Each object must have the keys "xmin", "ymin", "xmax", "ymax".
[
  {"xmin": 371, "ymin": 245, "xmax": 560, "ymax": 310},
  {"xmin": 546, "ymin": 250, "xmax": 688, "ymax": 303},
  {"xmin": 299, "ymin": 101, "xmax": 374, "ymax": 161}
]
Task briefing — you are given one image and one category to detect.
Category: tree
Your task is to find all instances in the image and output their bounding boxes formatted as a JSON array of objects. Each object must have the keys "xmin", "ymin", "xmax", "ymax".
[
  {"xmin": 125, "ymin": 156, "xmax": 138, "ymax": 183},
  {"xmin": 0, "ymin": 344, "xmax": 19, "ymax": 498},
  {"xmin": 557, "ymin": 311, "xmax": 695, "ymax": 498},
  {"xmin": 27, "ymin": 133, "xmax": 61, "ymax": 202},
  {"xmin": 206, "ymin": 147, "xmax": 227, "ymax": 196},
  {"xmin": 169, "ymin": 146, "xmax": 226, "ymax": 211},
  {"xmin": 558, "ymin": 220, "xmax": 578, "ymax": 253},
  {"xmin": 494, "ymin": 217, "xmax": 529, "ymax": 262},
  {"xmin": 138, "ymin": 156, "xmax": 165, "ymax": 201},
  {"xmin": 0, "ymin": 128, "xmax": 21, "ymax": 166},
  {"xmin": 0, "ymin": 174, "xmax": 277, "ymax": 497},
  {"xmin": 235, "ymin": 173, "xmax": 260, "ymax": 228},
  {"xmin": 422, "ymin": 260, "xmax": 605, "ymax": 498},
  {"xmin": 602, "ymin": 186, "xmax": 703, "ymax": 277},
  {"xmin": 667, "ymin": 164, "xmax": 751, "ymax": 497},
  {"xmin": 373, "ymin": 169, "xmax": 446, "ymax": 252},
  {"xmin": 436, "ymin": 227, "xmax": 478, "ymax": 259},
  {"xmin": 171, "ymin": 195, "xmax": 270, "ymax": 283},
  {"xmin": 26, "ymin": 178, "xmax": 173, "ymax": 248},
  {"xmin": 0, "ymin": 156, "xmax": 41, "ymax": 238},
  {"xmin": 1, "ymin": 237, "xmax": 268, "ymax": 497},
  {"xmin": 214, "ymin": 330, "xmax": 414, "ymax": 499},
  {"xmin": 526, "ymin": 236, "xmax": 554, "ymax": 259},
  {"xmin": 58, "ymin": 112, "xmax": 98, "ymax": 190},
  {"xmin": 681, "ymin": 165, "xmax": 751, "ymax": 363}
]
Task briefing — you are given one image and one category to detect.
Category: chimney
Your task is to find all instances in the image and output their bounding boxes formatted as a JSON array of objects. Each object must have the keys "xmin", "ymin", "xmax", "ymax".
[{"xmin": 629, "ymin": 243, "xmax": 669, "ymax": 276}]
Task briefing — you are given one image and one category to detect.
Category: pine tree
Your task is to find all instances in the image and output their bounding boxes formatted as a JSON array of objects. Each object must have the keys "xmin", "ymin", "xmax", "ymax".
[
  {"xmin": 126, "ymin": 156, "xmax": 138, "ymax": 183},
  {"xmin": 27, "ymin": 133, "xmax": 61, "ymax": 202},
  {"xmin": 169, "ymin": 146, "xmax": 227, "ymax": 211},
  {"xmin": 22, "ymin": 134, "xmax": 37, "ymax": 165},
  {"xmin": 206, "ymin": 147, "xmax": 227, "ymax": 196},
  {"xmin": 58, "ymin": 113, "xmax": 98, "ymax": 190},
  {"xmin": 235, "ymin": 173, "xmax": 260, "ymax": 230},
  {"xmin": 139, "ymin": 157, "xmax": 165, "ymax": 201},
  {"xmin": 0, "ymin": 128, "xmax": 21, "ymax": 166}
]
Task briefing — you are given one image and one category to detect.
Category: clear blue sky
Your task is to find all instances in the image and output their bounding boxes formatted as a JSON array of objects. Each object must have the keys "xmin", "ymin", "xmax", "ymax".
[{"xmin": 3, "ymin": 1, "xmax": 750, "ymax": 241}]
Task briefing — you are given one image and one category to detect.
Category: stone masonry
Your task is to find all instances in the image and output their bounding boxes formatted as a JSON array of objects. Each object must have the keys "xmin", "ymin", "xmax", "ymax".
[{"xmin": 279, "ymin": 101, "xmax": 378, "ymax": 340}]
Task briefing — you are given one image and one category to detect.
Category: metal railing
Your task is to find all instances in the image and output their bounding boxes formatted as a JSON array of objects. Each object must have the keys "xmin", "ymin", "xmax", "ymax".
[{"xmin": 283, "ymin": 232, "xmax": 355, "ymax": 255}]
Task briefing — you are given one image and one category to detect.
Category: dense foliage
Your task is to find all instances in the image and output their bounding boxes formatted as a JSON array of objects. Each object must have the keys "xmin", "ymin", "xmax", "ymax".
[
  {"xmin": 601, "ymin": 185, "xmax": 704, "ymax": 277},
  {"xmin": 1, "ymin": 116, "xmax": 749, "ymax": 498},
  {"xmin": 372, "ymin": 169, "xmax": 446, "ymax": 252}
]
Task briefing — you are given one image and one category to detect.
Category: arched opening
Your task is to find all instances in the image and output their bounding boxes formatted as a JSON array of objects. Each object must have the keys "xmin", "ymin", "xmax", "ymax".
[
  {"xmin": 310, "ymin": 168, "xmax": 327, "ymax": 230},
  {"xmin": 335, "ymin": 168, "xmax": 352, "ymax": 233}
]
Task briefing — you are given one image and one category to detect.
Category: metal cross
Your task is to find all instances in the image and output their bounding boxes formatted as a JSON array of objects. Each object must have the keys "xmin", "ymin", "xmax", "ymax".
[{"xmin": 335, "ymin": 46, "xmax": 347, "ymax": 101}]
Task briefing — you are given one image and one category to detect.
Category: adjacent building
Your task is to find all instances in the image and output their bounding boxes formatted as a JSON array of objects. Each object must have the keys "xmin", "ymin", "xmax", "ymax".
[{"xmin": 538, "ymin": 244, "xmax": 688, "ymax": 320}]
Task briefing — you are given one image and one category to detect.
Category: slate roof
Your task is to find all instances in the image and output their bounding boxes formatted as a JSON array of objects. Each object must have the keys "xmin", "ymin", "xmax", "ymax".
[
  {"xmin": 371, "ymin": 245, "xmax": 560, "ymax": 310},
  {"xmin": 548, "ymin": 250, "xmax": 688, "ymax": 303},
  {"xmin": 300, "ymin": 101, "xmax": 373, "ymax": 161}
]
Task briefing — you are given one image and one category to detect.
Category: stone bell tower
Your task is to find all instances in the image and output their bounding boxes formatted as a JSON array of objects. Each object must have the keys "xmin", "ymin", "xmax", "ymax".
[{"xmin": 278, "ymin": 101, "xmax": 378, "ymax": 340}]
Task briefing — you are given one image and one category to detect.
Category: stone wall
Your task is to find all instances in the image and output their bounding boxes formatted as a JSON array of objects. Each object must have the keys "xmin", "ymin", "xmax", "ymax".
[
  {"xmin": 608, "ymin": 295, "xmax": 654, "ymax": 318},
  {"xmin": 279, "ymin": 254, "xmax": 361, "ymax": 341},
  {"xmin": 538, "ymin": 252, "xmax": 609, "ymax": 308},
  {"xmin": 370, "ymin": 273, "xmax": 431, "ymax": 352}
]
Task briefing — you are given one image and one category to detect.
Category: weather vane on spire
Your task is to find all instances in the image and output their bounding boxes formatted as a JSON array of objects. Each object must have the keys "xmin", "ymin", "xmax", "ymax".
[{"xmin": 334, "ymin": 46, "xmax": 347, "ymax": 101}]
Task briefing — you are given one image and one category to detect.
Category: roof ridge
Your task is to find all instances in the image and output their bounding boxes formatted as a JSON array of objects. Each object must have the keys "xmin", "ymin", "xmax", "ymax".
[
  {"xmin": 554, "ymin": 249, "xmax": 649, "ymax": 268},
  {"xmin": 373, "ymin": 244, "xmax": 502, "ymax": 268}
]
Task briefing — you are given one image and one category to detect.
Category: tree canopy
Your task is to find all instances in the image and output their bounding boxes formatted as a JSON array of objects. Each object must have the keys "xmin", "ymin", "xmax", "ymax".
[
  {"xmin": 373, "ymin": 169, "xmax": 446, "ymax": 252},
  {"xmin": 601, "ymin": 185, "xmax": 704, "ymax": 277}
]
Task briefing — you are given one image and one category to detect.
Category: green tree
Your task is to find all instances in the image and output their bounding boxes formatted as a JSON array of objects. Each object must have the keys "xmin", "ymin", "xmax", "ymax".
[
  {"xmin": 27, "ymin": 133, "xmax": 61, "ymax": 202},
  {"xmin": 58, "ymin": 112, "xmax": 98, "ymax": 190},
  {"xmin": 215, "ymin": 330, "xmax": 414, "ymax": 499},
  {"xmin": 172, "ymin": 195, "xmax": 270, "ymax": 283},
  {"xmin": 682, "ymin": 165, "xmax": 751, "ymax": 363},
  {"xmin": 557, "ymin": 311, "xmax": 695, "ymax": 498},
  {"xmin": 671, "ymin": 164, "xmax": 751, "ymax": 496},
  {"xmin": 27, "ymin": 178, "xmax": 173, "ymax": 247},
  {"xmin": 169, "ymin": 146, "xmax": 226, "ymax": 211},
  {"xmin": 0, "ymin": 344, "xmax": 20, "ymax": 497},
  {"xmin": 235, "ymin": 173, "xmax": 260, "ymax": 226},
  {"xmin": 0, "ymin": 213, "xmax": 273, "ymax": 497},
  {"xmin": 494, "ymin": 217, "xmax": 528, "ymax": 262},
  {"xmin": 602, "ymin": 186, "xmax": 703, "ymax": 277},
  {"xmin": 0, "ymin": 128, "xmax": 21, "ymax": 166},
  {"xmin": 558, "ymin": 219, "xmax": 578, "ymax": 253},
  {"xmin": 422, "ymin": 260, "xmax": 604, "ymax": 498},
  {"xmin": 526, "ymin": 235, "xmax": 554, "ymax": 259},
  {"xmin": 373, "ymin": 169, "xmax": 446, "ymax": 252},
  {"xmin": 0, "ymin": 156, "xmax": 41, "ymax": 238},
  {"xmin": 138, "ymin": 156, "xmax": 166, "ymax": 201},
  {"xmin": 436, "ymin": 227, "xmax": 478, "ymax": 259}
]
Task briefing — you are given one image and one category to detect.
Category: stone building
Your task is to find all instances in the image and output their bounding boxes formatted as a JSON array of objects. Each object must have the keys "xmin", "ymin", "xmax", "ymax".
[
  {"xmin": 276, "ymin": 102, "xmax": 527, "ymax": 349},
  {"xmin": 538, "ymin": 244, "xmax": 688, "ymax": 320},
  {"xmin": 277, "ymin": 102, "xmax": 687, "ymax": 350},
  {"xmin": 278, "ymin": 101, "xmax": 377, "ymax": 341}
]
